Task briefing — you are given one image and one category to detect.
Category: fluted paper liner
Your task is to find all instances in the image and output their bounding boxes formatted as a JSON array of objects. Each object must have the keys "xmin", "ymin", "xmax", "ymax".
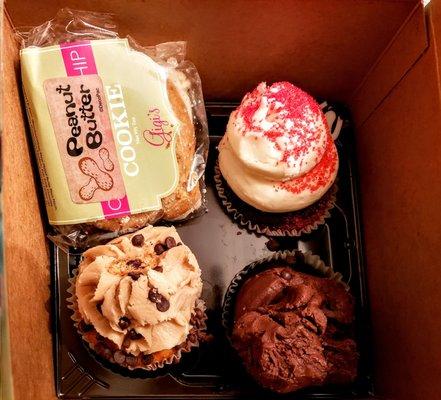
[
  {"xmin": 214, "ymin": 162, "xmax": 337, "ymax": 237},
  {"xmin": 67, "ymin": 268, "xmax": 207, "ymax": 372},
  {"xmin": 221, "ymin": 250, "xmax": 348, "ymax": 338}
]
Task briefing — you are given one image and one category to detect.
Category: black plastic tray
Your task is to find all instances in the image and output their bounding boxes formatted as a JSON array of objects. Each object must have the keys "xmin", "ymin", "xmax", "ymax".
[{"xmin": 51, "ymin": 103, "xmax": 375, "ymax": 399}]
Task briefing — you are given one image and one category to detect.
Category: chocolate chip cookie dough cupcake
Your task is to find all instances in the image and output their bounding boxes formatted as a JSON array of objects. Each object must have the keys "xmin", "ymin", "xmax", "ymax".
[
  {"xmin": 69, "ymin": 225, "xmax": 207, "ymax": 371},
  {"xmin": 215, "ymin": 81, "xmax": 338, "ymax": 236},
  {"xmin": 222, "ymin": 251, "xmax": 358, "ymax": 393}
]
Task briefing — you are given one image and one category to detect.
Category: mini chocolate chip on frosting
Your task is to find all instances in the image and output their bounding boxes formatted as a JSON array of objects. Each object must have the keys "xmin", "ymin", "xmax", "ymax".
[
  {"xmin": 165, "ymin": 236, "xmax": 177, "ymax": 249},
  {"xmin": 75, "ymin": 225, "xmax": 203, "ymax": 356},
  {"xmin": 131, "ymin": 234, "xmax": 145, "ymax": 247}
]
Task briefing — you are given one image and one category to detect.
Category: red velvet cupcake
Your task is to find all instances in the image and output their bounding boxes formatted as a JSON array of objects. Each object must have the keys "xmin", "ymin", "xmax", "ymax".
[{"xmin": 216, "ymin": 82, "xmax": 338, "ymax": 236}]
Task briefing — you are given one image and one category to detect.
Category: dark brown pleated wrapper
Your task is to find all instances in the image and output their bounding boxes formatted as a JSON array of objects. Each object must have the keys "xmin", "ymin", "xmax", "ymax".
[{"xmin": 214, "ymin": 162, "xmax": 337, "ymax": 237}]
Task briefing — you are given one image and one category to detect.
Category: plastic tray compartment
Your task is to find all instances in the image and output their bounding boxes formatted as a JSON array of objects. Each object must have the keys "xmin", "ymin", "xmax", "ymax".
[{"xmin": 51, "ymin": 103, "xmax": 374, "ymax": 399}]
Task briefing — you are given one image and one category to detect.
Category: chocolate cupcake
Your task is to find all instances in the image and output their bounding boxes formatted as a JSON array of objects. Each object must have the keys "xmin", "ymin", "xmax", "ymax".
[
  {"xmin": 68, "ymin": 225, "xmax": 207, "ymax": 371},
  {"xmin": 216, "ymin": 82, "xmax": 339, "ymax": 236},
  {"xmin": 222, "ymin": 251, "xmax": 358, "ymax": 393}
]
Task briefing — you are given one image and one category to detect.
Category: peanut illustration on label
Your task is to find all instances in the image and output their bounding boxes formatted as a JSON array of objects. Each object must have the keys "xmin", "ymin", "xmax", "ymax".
[
  {"xmin": 99, "ymin": 147, "xmax": 114, "ymax": 171},
  {"xmin": 44, "ymin": 75, "xmax": 127, "ymax": 204},
  {"xmin": 79, "ymin": 157, "xmax": 114, "ymax": 200}
]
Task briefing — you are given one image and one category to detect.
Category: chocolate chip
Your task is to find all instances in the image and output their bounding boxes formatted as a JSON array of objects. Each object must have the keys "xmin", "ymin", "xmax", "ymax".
[
  {"xmin": 126, "ymin": 355, "xmax": 137, "ymax": 366},
  {"xmin": 156, "ymin": 296, "xmax": 170, "ymax": 312},
  {"xmin": 118, "ymin": 316, "xmax": 131, "ymax": 330},
  {"xmin": 285, "ymin": 254, "xmax": 296, "ymax": 265},
  {"xmin": 131, "ymin": 234, "xmax": 145, "ymax": 247},
  {"xmin": 96, "ymin": 302, "xmax": 103, "ymax": 314},
  {"xmin": 122, "ymin": 337, "xmax": 131, "ymax": 348},
  {"xmin": 128, "ymin": 329, "xmax": 143, "ymax": 340},
  {"xmin": 153, "ymin": 266, "xmax": 163, "ymax": 273},
  {"xmin": 154, "ymin": 243, "xmax": 165, "ymax": 255},
  {"xmin": 127, "ymin": 259, "xmax": 142, "ymax": 268},
  {"xmin": 165, "ymin": 236, "xmax": 176, "ymax": 249},
  {"xmin": 128, "ymin": 272, "xmax": 140, "ymax": 281},
  {"xmin": 266, "ymin": 239, "xmax": 280, "ymax": 252},
  {"xmin": 190, "ymin": 316, "xmax": 197, "ymax": 326},
  {"xmin": 195, "ymin": 308, "xmax": 204, "ymax": 319},
  {"xmin": 281, "ymin": 270, "xmax": 292, "ymax": 280},
  {"xmin": 142, "ymin": 353, "xmax": 154, "ymax": 365},
  {"xmin": 79, "ymin": 320, "xmax": 93, "ymax": 333},
  {"xmin": 177, "ymin": 242, "xmax": 182, "ymax": 246},
  {"xmin": 114, "ymin": 350, "xmax": 126, "ymax": 364},
  {"xmin": 148, "ymin": 288, "xmax": 160, "ymax": 303}
]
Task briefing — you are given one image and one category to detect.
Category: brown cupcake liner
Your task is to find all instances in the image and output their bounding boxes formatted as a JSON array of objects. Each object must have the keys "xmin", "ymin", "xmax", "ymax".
[
  {"xmin": 67, "ymin": 270, "xmax": 207, "ymax": 372},
  {"xmin": 214, "ymin": 161, "xmax": 338, "ymax": 237},
  {"xmin": 221, "ymin": 249, "xmax": 348, "ymax": 338}
]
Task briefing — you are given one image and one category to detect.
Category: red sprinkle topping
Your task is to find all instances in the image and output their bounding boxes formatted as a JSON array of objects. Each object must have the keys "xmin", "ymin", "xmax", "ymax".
[
  {"xmin": 237, "ymin": 82, "xmax": 329, "ymax": 167},
  {"xmin": 279, "ymin": 134, "xmax": 338, "ymax": 194}
]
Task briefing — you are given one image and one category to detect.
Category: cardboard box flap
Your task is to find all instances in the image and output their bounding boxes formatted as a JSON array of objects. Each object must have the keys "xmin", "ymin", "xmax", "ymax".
[
  {"xmin": 6, "ymin": 0, "xmax": 418, "ymax": 102},
  {"xmin": 351, "ymin": 2, "xmax": 428, "ymax": 126},
  {"xmin": 429, "ymin": 0, "xmax": 441, "ymax": 67},
  {"xmin": 354, "ymin": 3, "xmax": 441, "ymax": 400},
  {"xmin": 2, "ymin": 10, "xmax": 56, "ymax": 400},
  {"xmin": 4, "ymin": 1, "xmax": 438, "ymax": 400}
]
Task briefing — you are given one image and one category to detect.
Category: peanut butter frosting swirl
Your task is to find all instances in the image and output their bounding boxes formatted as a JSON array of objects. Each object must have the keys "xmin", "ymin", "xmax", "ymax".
[{"xmin": 75, "ymin": 225, "xmax": 203, "ymax": 356}]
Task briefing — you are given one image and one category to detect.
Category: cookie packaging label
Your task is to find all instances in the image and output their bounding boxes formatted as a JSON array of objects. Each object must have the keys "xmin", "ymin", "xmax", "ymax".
[{"xmin": 21, "ymin": 39, "xmax": 179, "ymax": 224}]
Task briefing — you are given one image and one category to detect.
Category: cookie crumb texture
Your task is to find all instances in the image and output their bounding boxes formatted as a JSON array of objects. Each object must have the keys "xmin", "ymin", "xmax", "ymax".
[
  {"xmin": 74, "ymin": 225, "xmax": 205, "ymax": 370},
  {"xmin": 232, "ymin": 266, "xmax": 358, "ymax": 393}
]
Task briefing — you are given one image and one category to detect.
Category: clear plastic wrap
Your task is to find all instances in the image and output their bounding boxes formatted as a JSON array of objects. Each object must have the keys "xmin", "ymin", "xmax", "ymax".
[{"xmin": 18, "ymin": 8, "xmax": 209, "ymax": 249}]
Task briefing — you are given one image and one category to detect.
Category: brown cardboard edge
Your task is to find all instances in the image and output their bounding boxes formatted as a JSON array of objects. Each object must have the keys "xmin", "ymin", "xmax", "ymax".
[
  {"xmin": 430, "ymin": 0, "xmax": 441, "ymax": 68},
  {"xmin": 4, "ymin": 0, "xmax": 418, "ymax": 103},
  {"xmin": 352, "ymin": 3, "xmax": 441, "ymax": 399},
  {"xmin": 351, "ymin": 2, "xmax": 429, "ymax": 126},
  {"xmin": 1, "ymin": 4, "xmax": 15, "ymax": 400},
  {"xmin": 2, "ymin": 9, "xmax": 57, "ymax": 400},
  {"xmin": 0, "ymin": 1, "xmax": 430, "ymax": 399}
]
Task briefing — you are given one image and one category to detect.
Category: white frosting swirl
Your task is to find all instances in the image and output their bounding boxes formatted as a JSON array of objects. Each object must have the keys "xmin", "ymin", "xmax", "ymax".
[
  {"xmin": 219, "ymin": 82, "xmax": 338, "ymax": 213},
  {"xmin": 226, "ymin": 86, "xmax": 328, "ymax": 180}
]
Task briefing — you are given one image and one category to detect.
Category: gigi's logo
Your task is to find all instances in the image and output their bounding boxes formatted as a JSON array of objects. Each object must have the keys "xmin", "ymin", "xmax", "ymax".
[{"xmin": 143, "ymin": 108, "xmax": 173, "ymax": 148}]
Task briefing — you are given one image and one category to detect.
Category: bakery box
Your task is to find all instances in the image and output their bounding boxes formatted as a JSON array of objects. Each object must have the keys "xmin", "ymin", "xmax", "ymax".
[{"xmin": 2, "ymin": 0, "xmax": 441, "ymax": 399}]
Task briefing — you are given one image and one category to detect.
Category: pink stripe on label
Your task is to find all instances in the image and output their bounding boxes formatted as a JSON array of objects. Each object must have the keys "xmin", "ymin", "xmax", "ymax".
[
  {"xmin": 101, "ymin": 196, "xmax": 131, "ymax": 220},
  {"xmin": 60, "ymin": 41, "xmax": 131, "ymax": 219},
  {"xmin": 60, "ymin": 41, "xmax": 98, "ymax": 76}
]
